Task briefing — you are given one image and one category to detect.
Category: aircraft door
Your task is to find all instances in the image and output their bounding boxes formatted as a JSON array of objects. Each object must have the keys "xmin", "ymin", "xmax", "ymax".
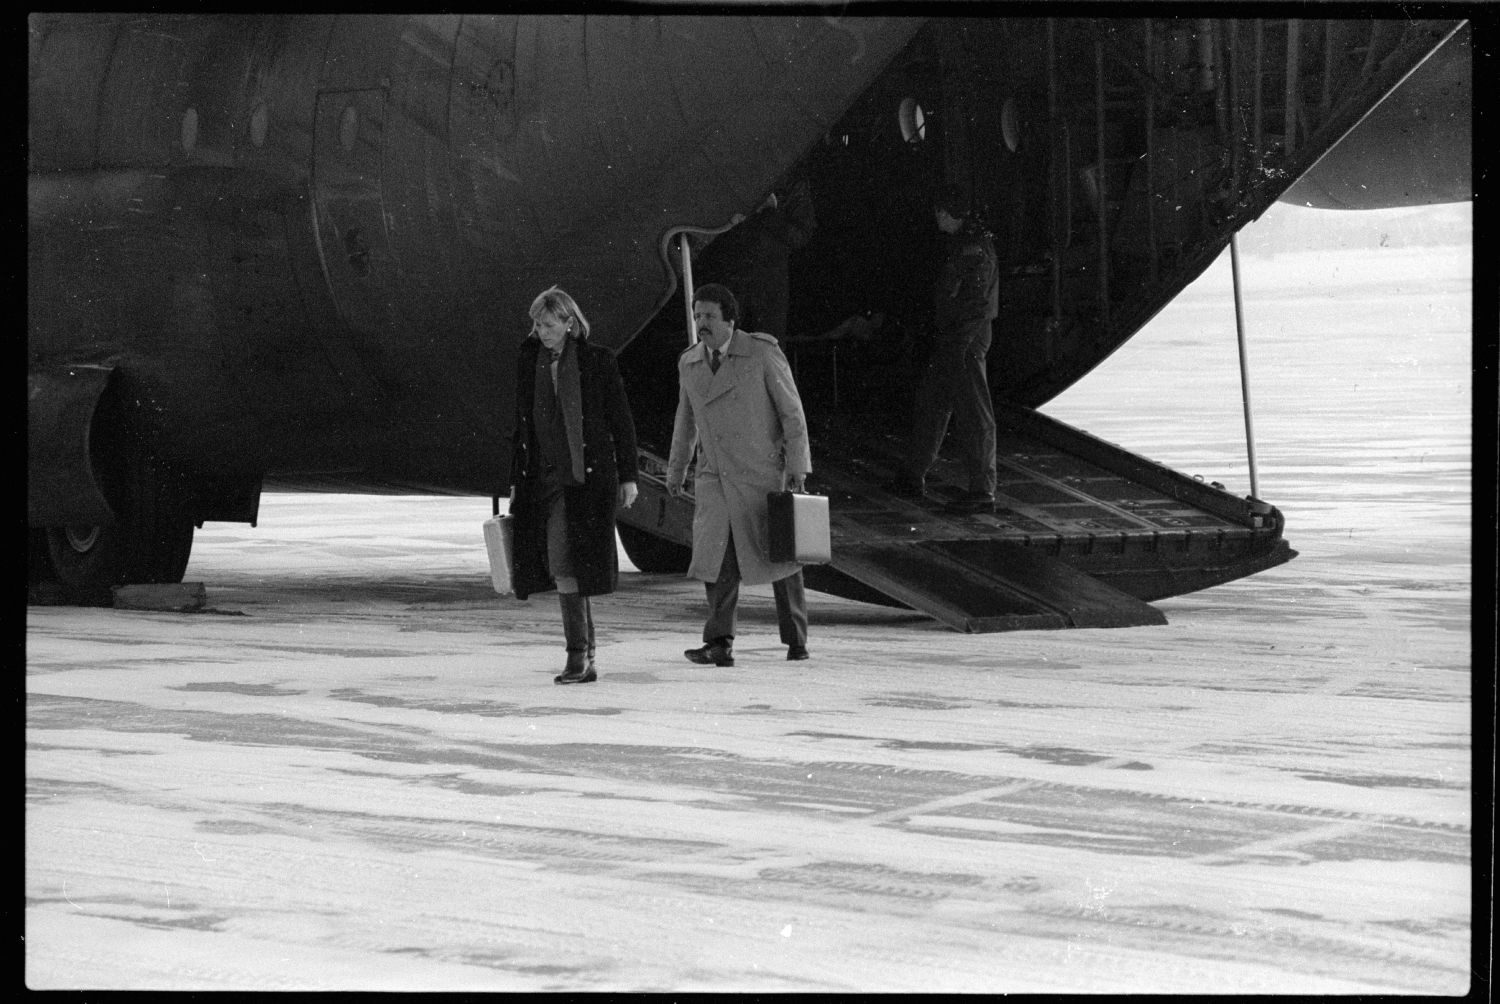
[{"xmin": 312, "ymin": 89, "xmax": 397, "ymax": 348}]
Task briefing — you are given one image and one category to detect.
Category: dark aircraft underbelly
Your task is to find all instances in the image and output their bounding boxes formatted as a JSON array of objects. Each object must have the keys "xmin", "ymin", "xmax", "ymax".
[{"xmin": 621, "ymin": 401, "xmax": 1293, "ymax": 633}]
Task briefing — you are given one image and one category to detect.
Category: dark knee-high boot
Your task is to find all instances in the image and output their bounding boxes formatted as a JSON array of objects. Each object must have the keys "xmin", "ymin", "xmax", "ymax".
[
  {"xmin": 584, "ymin": 596, "xmax": 596, "ymax": 673},
  {"xmin": 555, "ymin": 592, "xmax": 596, "ymax": 685}
]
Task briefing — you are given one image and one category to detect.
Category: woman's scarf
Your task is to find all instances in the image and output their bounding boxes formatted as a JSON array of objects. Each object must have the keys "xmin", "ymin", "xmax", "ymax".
[{"xmin": 554, "ymin": 337, "xmax": 587, "ymax": 484}]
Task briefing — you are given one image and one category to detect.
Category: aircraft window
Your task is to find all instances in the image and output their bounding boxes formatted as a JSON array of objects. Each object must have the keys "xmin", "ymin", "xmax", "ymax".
[
  {"xmin": 339, "ymin": 104, "xmax": 359, "ymax": 154},
  {"xmin": 180, "ymin": 108, "xmax": 198, "ymax": 155},
  {"xmin": 250, "ymin": 102, "xmax": 268, "ymax": 147},
  {"xmin": 1002, "ymin": 97, "xmax": 1019, "ymax": 152},
  {"xmin": 898, "ymin": 97, "xmax": 926, "ymax": 144}
]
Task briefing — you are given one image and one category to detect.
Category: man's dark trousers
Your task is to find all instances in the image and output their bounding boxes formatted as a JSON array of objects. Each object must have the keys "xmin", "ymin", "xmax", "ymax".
[
  {"xmin": 703, "ymin": 532, "xmax": 807, "ymax": 647},
  {"xmin": 907, "ymin": 321, "xmax": 997, "ymax": 494}
]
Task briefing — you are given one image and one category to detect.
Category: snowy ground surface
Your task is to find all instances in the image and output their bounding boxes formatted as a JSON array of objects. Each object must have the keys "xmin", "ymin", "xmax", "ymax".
[{"xmin": 26, "ymin": 207, "xmax": 1475, "ymax": 992}]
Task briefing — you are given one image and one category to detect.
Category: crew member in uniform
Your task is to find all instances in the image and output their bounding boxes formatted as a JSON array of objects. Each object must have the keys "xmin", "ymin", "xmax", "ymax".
[
  {"xmin": 666, "ymin": 283, "xmax": 813, "ymax": 665},
  {"xmin": 884, "ymin": 183, "xmax": 1001, "ymax": 512}
]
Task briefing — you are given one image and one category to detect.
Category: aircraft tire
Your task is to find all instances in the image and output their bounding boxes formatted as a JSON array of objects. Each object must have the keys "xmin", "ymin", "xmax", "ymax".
[
  {"xmin": 617, "ymin": 522, "xmax": 691, "ymax": 574},
  {"xmin": 44, "ymin": 449, "xmax": 195, "ymax": 603}
]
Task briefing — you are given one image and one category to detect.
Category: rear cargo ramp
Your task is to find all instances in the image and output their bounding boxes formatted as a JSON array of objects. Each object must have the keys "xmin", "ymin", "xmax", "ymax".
[{"xmin": 618, "ymin": 403, "xmax": 1293, "ymax": 634}]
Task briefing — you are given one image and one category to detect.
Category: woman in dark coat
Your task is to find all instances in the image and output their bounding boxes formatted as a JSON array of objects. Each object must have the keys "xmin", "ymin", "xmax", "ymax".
[{"xmin": 509, "ymin": 286, "xmax": 639, "ymax": 684}]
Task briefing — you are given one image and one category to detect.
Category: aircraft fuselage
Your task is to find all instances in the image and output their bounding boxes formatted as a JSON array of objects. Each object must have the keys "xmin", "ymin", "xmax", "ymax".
[{"xmin": 28, "ymin": 14, "xmax": 920, "ymax": 498}]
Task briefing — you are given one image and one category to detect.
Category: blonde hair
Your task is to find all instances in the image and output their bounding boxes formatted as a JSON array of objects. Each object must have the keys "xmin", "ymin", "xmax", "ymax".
[{"xmin": 528, "ymin": 285, "xmax": 591, "ymax": 340}]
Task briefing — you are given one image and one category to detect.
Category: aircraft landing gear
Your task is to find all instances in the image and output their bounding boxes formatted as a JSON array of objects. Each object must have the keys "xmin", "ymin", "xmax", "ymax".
[{"xmin": 38, "ymin": 449, "xmax": 195, "ymax": 605}]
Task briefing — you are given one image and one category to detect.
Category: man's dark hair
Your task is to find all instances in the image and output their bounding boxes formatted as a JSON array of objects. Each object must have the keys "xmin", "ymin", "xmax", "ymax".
[
  {"xmin": 932, "ymin": 183, "xmax": 970, "ymax": 219},
  {"xmin": 693, "ymin": 283, "xmax": 739, "ymax": 325}
]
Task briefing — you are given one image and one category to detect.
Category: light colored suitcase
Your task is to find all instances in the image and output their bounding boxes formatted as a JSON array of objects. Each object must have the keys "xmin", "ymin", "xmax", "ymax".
[
  {"xmin": 483, "ymin": 513, "xmax": 515, "ymax": 595},
  {"xmin": 767, "ymin": 490, "xmax": 831, "ymax": 564}
]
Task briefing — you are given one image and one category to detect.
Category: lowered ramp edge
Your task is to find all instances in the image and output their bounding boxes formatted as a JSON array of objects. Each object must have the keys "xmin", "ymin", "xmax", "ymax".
[
  {"xmin": 618, "ymin": 395, "xmax": 1290, "ymax": 635},
  {"xmin": 832, "ymin": 541, "xmax": 1167, "ymax": 634}
]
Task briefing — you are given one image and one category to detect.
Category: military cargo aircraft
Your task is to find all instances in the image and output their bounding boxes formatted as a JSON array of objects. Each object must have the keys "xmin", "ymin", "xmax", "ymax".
[{"xmin": 27, "ymin": 14, "xmax": 1471, "ymax": 630}]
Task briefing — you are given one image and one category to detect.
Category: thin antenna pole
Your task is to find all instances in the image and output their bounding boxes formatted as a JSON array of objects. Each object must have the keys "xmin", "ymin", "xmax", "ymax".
[
  {"xmin": 1229, "ymin": 233, "xmax": 1260, "ymax": 499},
  {"xmin": 680, "ymin": 234, "xmax": 697, "ymax": 347}
]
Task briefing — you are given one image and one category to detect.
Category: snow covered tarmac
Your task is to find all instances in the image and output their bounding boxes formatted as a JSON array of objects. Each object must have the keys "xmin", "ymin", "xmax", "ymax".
[{"xmin": 26, "ymin": 209, "xmax": 1474, "ymax": 992}]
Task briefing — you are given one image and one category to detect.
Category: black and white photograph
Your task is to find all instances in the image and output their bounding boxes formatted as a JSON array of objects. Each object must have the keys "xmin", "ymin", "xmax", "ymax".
[{"xmin": 27, "ymin": 11, "xmax": 1481, "ymax": 993}]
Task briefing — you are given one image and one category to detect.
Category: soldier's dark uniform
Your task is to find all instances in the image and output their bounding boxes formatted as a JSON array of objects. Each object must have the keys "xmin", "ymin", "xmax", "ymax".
[{"xmin": 904, "ymin": 219, "xmax": 1001, "ymax": 497}]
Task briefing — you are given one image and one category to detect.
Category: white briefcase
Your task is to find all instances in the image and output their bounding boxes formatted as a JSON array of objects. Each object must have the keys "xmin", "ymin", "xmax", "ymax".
[
  {"xmin": 767, "ymin": 490, "xmax": 831, "ymax": 564},
  {"xmin": 483, "ymin": 513, "xmax": 515, "ymax": 595}
]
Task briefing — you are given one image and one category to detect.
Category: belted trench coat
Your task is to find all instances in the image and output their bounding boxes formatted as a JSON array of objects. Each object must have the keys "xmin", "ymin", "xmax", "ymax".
[{"xmin": 666, "ymin": 329, "xmax": 811, "ymax": 586}]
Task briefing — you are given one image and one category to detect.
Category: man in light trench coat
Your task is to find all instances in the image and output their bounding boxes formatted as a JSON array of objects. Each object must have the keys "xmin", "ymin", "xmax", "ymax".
[{"xmin": 666, "ymin": 282, "xmax": 813, "ymax": 666}]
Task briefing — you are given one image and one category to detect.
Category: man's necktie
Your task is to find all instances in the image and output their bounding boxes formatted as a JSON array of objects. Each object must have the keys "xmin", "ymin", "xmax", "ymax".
[{"xmin": 710, "ymin": 349, "xmax": 722, "ymax": 374}]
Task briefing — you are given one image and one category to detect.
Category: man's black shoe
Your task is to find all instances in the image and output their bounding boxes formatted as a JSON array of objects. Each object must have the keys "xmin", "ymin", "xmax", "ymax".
[
  {"xmin": 880, "ymin": 476, "xmax": 927, "ymax": 499},
  {"xmin": 554, "ymin": 665, "xmax": 598, "ymax": 685},
  {"xmin": 684, "ymin": 641, "xmax": 734, "ymax": 667},
  {"xmin": 786, "ymin": 645, "xmax": 810, "ymax": 661},
  {"xmin": 948, "ymin": 489, "xmax": 997, "ymax": 513}
]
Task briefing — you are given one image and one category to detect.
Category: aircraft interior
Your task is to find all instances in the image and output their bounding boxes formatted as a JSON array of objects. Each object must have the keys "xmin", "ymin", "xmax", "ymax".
[{"xmin": 612, "ymin": 17, "xmax": 1465, "ymax": 629}]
